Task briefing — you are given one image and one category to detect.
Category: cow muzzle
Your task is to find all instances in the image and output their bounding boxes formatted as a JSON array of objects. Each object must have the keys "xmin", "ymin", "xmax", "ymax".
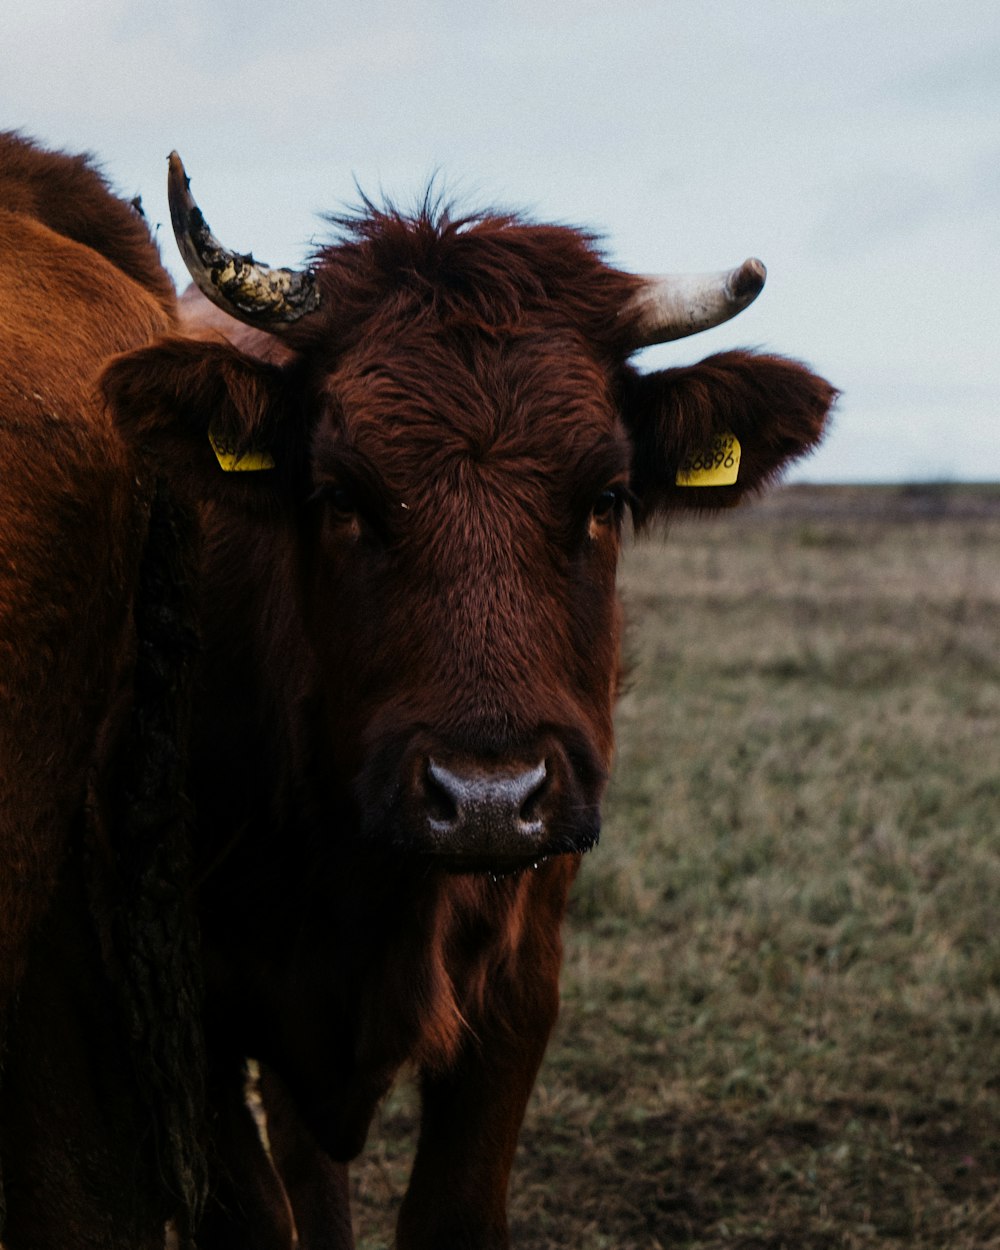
[
  {"xmin": 422, "ymin": 757, "xmax": 548, "ymax": 859},
  {"xmin": 358, "ymin": 729, "xmax": 603, "ymax": 870}
]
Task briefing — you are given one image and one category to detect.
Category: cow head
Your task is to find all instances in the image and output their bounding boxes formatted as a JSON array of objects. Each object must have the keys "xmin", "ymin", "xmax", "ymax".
[{"xmin": 103, "ymin": 155, "xmax": 836, "ymax": 872}]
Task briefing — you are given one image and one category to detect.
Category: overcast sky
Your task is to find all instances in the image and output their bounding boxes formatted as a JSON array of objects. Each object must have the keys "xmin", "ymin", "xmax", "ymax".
[{"xmin": 5, "ymin": 1, "xmax": 998, "ymax": 481}]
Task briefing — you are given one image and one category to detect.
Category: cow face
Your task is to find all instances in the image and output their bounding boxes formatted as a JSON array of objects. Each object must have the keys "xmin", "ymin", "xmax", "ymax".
[
  {"xmin": 103, "ymin": 187, "xmax": 836, "ymax": 872},
  {"xmin": 295, "ymin": 321, "xmax": 631, "ymax": 868}
]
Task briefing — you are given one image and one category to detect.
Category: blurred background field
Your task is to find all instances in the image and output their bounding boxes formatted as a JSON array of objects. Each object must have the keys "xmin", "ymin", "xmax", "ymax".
[{"xmin": 351, "ymin": 483, "xmax": 1000, "ymax": 1248}]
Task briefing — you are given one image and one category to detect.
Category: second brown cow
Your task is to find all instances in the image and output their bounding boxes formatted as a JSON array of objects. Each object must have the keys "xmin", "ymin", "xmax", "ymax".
[{"xmin": 0, "ymin": 132, "xmax": 203, "ymax": 1249}]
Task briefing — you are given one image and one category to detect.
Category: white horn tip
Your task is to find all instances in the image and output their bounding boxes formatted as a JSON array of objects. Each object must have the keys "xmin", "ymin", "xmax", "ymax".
[{"xmin": 731, "ymin": 258, "xmax": 767, "ymax": 305}]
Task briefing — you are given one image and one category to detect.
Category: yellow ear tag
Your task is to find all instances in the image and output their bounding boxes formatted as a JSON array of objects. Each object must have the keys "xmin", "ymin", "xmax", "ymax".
[
  {"xmin": 676, "ymin": 432, "xmax": 741, "ymax": 487},
  {"xmin": 208, "ymin": 425, "xmax": 276, "ymax": 473}
]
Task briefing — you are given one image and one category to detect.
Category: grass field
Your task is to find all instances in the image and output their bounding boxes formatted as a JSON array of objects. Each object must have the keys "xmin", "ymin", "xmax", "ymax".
[{"xmin": 350, "ymin": 484, "xmax": 1000, "ymax": 1248}]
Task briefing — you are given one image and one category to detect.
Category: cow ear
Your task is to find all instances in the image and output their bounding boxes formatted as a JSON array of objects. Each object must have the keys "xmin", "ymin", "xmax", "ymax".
[
  {"xmin": 622, "ymin": 350, "xmax": 838, "ymax": 518},
  {"xmin": 101, "ymin": 337, "xmax": 304, "ymax": 508}
]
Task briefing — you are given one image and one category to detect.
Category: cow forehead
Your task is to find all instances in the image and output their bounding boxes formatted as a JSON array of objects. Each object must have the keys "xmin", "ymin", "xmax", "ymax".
[{"xmin": 312, "ymin": 328, "xmax": 625, "ymax": 487}]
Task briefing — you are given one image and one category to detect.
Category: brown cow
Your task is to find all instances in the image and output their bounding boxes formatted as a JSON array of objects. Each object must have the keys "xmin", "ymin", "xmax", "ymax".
[
  {"xmin": 103, "ymin": 154, "xmax": 838, "ymax": 1250},
  {"xmin": 0, "ymin": 133, "xmax": 203, "ymax": 1248}
]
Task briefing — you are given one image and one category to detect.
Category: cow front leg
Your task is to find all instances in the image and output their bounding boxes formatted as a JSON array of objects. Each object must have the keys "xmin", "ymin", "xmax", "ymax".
[
  {"xmin": 259, "ymin": 1063, "xmax": 355, "ymax": 1250},
  {"xmin": 197, "ymin": 1058, "xmax": 295, "ymax": 1250},
  {"xmin": 396, "ymin": 995, "xmax": 558, "ymax": 1249},
  {"xmin": 395, "ymin": 902, "xmax": 565, "ymax": 1250}
]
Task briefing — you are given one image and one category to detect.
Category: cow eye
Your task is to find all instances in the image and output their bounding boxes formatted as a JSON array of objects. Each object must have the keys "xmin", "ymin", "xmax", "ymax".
[
  {"xmin": 327, "ymin": 486, "xmax": 357, "ymax": 517},
  {"xmin": 591, "ymin": 487, "xmax": 623, "ymax": 523},
  {"xmin": 310, "ymin": 483, "xmax": 358, "ymax": 520}
]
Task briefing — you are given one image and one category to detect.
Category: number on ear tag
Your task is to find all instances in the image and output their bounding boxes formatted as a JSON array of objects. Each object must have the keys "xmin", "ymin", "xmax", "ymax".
[
  {"xmin": 676, "ymin": 433, "xmax": 741, "ymax": 487},
  {"xmin": 208, "ymin": 425, "xmax": 276, "ymax": 472}
]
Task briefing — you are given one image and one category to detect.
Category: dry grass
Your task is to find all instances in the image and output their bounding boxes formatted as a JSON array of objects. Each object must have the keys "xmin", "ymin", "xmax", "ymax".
[{"xmin": 350, "ymin": 484, "xmax": 1000, "ymax": 1248}]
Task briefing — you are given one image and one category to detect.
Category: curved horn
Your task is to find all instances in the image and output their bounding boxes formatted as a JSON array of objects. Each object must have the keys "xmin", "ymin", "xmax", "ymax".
[
  {"xmin": 167, "ymin": 151, "xmax": 320, "ymax": 330},
  {"xmin": 623, "ymin": 258, "xmax": 766, "ymax": 349}
]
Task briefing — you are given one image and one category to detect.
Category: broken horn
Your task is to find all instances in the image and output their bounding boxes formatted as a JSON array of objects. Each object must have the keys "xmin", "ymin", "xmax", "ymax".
[{"xmin": 167, "ymin": 150, "xmax": 320, "ymax": 330}]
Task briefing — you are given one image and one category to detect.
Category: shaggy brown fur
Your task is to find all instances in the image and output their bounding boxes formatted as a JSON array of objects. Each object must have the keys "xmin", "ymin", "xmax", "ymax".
[
  {"xmin": 0, "ymin": 133, "xmax": 204, "ymax": 1247},
  {"xmin": 106, "ymin": 198, "xmax": 837, "ymax": 1249}
]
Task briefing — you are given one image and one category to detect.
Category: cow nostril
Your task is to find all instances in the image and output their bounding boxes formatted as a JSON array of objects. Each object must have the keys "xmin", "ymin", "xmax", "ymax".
[
  {"xmin": 423, "ymin": 763, "xmax": 459, "ymax": 827},
  {"xmin": 518, "ymin": 762, "xmax": 548, "ymax": 826}
]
